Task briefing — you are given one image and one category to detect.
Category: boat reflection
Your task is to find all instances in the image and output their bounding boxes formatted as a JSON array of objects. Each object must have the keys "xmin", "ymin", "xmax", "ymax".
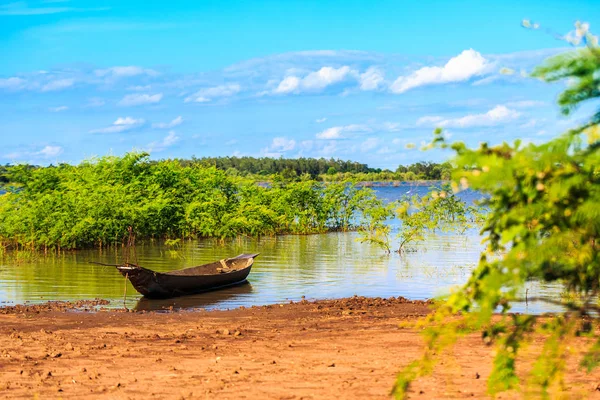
[{"xmin": 134, "ymin": 281, "xmax": 254, "ymax": 312}]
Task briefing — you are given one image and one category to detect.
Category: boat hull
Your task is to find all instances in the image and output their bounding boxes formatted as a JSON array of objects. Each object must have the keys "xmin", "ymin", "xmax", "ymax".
[{"xmin": 116, "ymin": 254, "xmax": 257, "ymax": 299}]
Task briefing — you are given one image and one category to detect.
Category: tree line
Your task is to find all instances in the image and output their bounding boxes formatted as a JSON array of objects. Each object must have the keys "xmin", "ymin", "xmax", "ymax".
[
  {"xmin": 0, "ymin": 158, "xmax": 452, "ymax": 184},
  {"xmin": 0, "ymin": 153, "xmax": 386, "ymax": 251}
]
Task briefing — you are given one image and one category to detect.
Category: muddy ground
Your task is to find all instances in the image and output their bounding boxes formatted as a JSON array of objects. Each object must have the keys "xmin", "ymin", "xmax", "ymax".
[{"xmin": 0, "ymin": 296, "xmax": 599, "ymax": 399}]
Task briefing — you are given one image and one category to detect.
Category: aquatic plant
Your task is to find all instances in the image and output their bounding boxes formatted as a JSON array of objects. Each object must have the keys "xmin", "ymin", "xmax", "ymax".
[
  {"xmin": 357, "ymin": 186, "xmax": 481, "ymax": 253},
  {"xmin": 394, "ymin": 21, "xmax": 600, "ymax": 398},
  {"xmin": 0, "ymin": 154, "xmax": 386, "ymax": 250}
]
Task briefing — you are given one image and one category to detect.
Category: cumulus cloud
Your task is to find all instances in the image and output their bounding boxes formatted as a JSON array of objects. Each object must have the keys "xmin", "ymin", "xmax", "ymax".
[
  {"xmin": 417, "ymin": 105, "xmax": 521, "ymax": 128},
  {"xmin": 90, "ymin": 116, "xmax": 146, "ymax": 134},
  {"xmin": 261, "ymin": 137, "xmax": 296, "ymax": 156},
  {"xmin": 184, "ymin": 84, "xmax": 241, "ymax": 103},
  {"xmin": 274, "ymin": 76, "xmax": 301, "ymax": 94},
  {"xmin": 147, "ymin": 131, "xmax": 180, "ymax": 153},
  {"xmin": 270, "ymin": 137, "xmax": 296, "ymax": 152},
  {"xmin": 153, "ymin": 116, "xmax": 183, "ymax": 129},
  {"xmin": 390, "ymin": 49, "xmax": 491, "ymax": 93},
  {"xmin": 95, "ymin": 66, "xmax": 159, "ymax": 78},
  {"xmin": 118, "ymin": 93, "xmax": 163, "ymax": 106},
  {"xmin": 49, "ymin": 106, "xmax": 69, "ymax": 112},
  {"xmin": 302, "ymin": 66, "xmax": 353, "ymax": 90},
  {"xmin": 316, "ymin": 127, "xmax": 344, "ymax": 140},
  {"xmin": 37, "ymin": 145, "xmax": 63, "ymax": 158},
  {"xmin": 41, "ymin": 78, "xmax": 75, "ymax": 92},
  {"xmin": 316, "ymin": 124, "xmax": 370, "ymax": 140},
  {"xmin": 5, "ymin": 145, "xmax": 64, "ymax": 161},
  {"xmin": 359, "ymin": 67, "xmax": 385, "ymax": 91},
  {"xmin": 273, "ymin": 66, "xmax": 357, "ymax": 94}
]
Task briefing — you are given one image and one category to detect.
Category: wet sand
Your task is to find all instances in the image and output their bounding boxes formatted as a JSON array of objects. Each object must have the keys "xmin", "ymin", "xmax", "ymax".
[{"xmin": 0, "ymin": 296, "xmax": 599, "ymax": 399}]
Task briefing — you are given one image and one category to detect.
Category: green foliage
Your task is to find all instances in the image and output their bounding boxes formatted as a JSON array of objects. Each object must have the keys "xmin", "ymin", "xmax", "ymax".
[
  {"xmin": 395, "ymin": 188, "xmax": 480, "ymax": 252},
  {"xmin": 0, "ymin": 154, "xmax": 384, "ymax": 250},
  {"xmin": 181, "ymin": 155, "xmax": 451, "ymax": 181},
  {"xmin": 394, "ymin": 22, "xmax": 600, "ymax": 398},
  {"xmin": 357, "ymin": 198, "xmax": 395, "ymax": 253},
  {"xmin": 358, "ymin": 186, "xmax": 481, "ymax": 253}
]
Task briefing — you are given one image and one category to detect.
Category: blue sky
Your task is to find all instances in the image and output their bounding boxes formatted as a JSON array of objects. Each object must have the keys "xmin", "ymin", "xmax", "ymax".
[{"xmin": 1, "ymin": 0, "xmax": 598, "ymax": 168}]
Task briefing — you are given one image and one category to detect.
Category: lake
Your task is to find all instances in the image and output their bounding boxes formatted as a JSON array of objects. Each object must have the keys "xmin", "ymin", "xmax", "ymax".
[{"xmin": 0, "ymin": 184, "xmax": 564, "ymax": 313}]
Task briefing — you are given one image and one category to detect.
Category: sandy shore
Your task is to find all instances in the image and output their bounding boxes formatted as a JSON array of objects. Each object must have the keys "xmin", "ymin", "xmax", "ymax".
[{"xmin": 1, "ymin": 296, "xmax": 599, "ymax": 399}]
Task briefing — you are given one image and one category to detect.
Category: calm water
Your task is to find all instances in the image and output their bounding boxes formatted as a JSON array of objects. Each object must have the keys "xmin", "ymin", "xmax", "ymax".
[{"xmin": 0, "ymin": 185, "xmax": 564, "ymax": 313}]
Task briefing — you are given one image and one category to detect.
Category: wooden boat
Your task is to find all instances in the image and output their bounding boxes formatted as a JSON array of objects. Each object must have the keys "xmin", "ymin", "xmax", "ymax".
[{"xmin": 116, "ymin": 253, "xmax": 258, "ymax": 299}]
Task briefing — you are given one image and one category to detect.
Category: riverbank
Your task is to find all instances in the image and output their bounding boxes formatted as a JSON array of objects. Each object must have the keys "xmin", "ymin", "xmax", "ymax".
[{"xmin": 1, "ymin": 296, "xmax": 598, "ymax": 399}]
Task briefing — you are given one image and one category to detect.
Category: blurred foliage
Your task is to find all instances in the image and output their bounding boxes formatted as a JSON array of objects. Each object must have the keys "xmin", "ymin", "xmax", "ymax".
[
  {"xmin": 0, "ymin": 154, "xmax": 386, "ymax": 250},
  {"xmin": 394, "ymin": 21, "xmax": 600, "ymax": 398}
]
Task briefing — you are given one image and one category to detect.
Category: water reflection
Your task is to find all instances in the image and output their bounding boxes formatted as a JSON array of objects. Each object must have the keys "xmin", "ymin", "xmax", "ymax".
[{"xmin": 134, "ymin": 282, "xmax": 254, "ymax": 312}]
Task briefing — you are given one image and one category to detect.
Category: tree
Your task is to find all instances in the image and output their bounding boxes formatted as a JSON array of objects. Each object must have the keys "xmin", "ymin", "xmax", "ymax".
[{"xmin": 394, "ymin": 21, "xmax": 600, "ymax": 398}]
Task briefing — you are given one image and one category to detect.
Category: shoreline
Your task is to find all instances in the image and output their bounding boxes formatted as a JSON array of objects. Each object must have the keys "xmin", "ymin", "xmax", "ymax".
[{"xmin": 1, "ymin": 296, "xmax": 598, "ymax": 399}]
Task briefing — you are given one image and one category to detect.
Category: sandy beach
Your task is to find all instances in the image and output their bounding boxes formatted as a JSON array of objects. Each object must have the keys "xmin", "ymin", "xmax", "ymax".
[{"xmin": 1, "ymin": 297, "xmax": 599, "ymax": 399}]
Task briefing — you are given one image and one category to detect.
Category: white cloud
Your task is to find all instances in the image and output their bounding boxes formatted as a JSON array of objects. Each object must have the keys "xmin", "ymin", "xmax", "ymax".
[
  {"xmin": 273, "ymin": 66, "xmax": 356, "ymax": 94},
  {"xmin": 270, "ymin": 137, "xmax": 296, "ymax": 152},
  {"xmin": 274, "ymin": 76, "xmax": 300, "ymax": 94},
  {"xmin": 41, "ymin": 78, "xmax": 74, "ymax": 92},
  {"xmin": 90, "ymin": 116, "xmax": 146, "ymax": 134},
  {"xmin": 49, "ymin": 106, "xmax": 69, "ymax": 112},
  {"xmin": 184, "ymin": 84, "xmax": 241, "ymax": 103},
  {"xmin": 0, "ymin": 77, "xmax": 27, "ymax": 90},
  {"xmin": 302, "ymin": 66, "xmax": 353, "ymax": 90},
  {"xmin": 316, "ymin": 127, "xmax": 344, "ymax": 140},
  {"xmin": 95, "ymin": 66, "xmax": 158, "ymax": 78},
  {"xmin": 118, "ymin": 93, "xmax": 163, "ymax": 106},
  {"xmin": 418, "ymin": 105, "xmax": 521, "ymax": 128},
  {"xmin": 152, "ymin": 116, "xmax": 183, "ymax": 129},
  {"xmin": 315, "ymin": 117, "xmax": 327, "ymax": 123},
  {"xmin": 359, "ymin": 67, "xmax": 384, "ymax": 91},
  {"xmin": 416, "ymin": 116, "xmax": 444, "ymax": 126},
  {"xmin": 37, "ymin": 145, "xmax": 63, "ymax": 158},
  {"xmin": 390, "ymin": 49, "xmax": 491, "ymax": 93},
  {"xmin": 147, "ymin": 131, "xmax": 180, "ymax": 153},
  {"xmin": 316, "ymin": 124, "xmax": 370, "ymax": 140}
]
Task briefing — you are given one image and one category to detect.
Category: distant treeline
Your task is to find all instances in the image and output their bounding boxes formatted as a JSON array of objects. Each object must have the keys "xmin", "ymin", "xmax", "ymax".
[
  {"xmin": 187, "ymin": 157, "xmax": 451, "ymax": 181},
  {"xmin": 0, "ymin": 158, "xmax": 451, "ymax": 185}
]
